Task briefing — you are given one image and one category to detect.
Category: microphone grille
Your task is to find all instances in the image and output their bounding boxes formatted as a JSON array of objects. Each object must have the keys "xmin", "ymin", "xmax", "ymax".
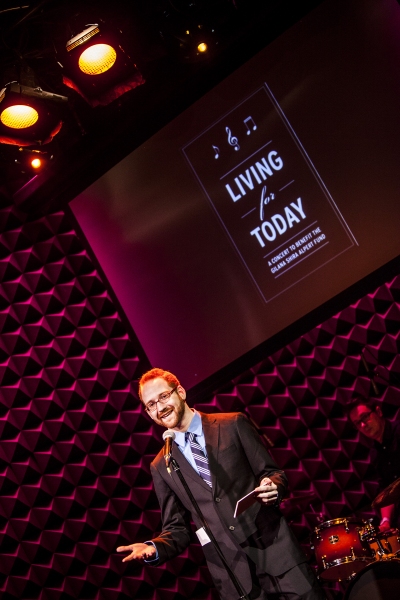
[{"xmin": 162, "ymin": 429, "xmax": 176, "ymax": 441}]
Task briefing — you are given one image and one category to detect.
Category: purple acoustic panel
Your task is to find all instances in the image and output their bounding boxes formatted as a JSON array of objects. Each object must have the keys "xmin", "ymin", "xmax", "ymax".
[
  {"xmin": 2, "ymin": 199, "xmax": 400, "ymax": 600},
  {"xmin": 0, "ymin": 203, "xmax": 213, "ymax": 600},
  {"xmin": 197, "ymin": 279, "xmax": 400, "ymax": 597}
]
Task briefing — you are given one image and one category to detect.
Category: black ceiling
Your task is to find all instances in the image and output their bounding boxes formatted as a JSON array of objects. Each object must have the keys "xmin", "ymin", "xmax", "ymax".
[{"xmin": 0, "ymin": 0, "xmax": 326, "ymax": 212}]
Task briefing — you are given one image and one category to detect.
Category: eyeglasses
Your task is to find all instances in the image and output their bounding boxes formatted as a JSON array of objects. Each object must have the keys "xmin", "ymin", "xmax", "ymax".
[
  {"xmin": 144, "ymin": 386, "xmax": 178, "ymax": 413},
  {"xmin": 352, "ymin": 410, "xmax": 374, "ymax": 428}
]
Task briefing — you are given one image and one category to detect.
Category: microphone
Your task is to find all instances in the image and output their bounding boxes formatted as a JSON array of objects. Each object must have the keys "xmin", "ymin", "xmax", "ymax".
[
  {"xmin": 162, "ymin": 429, "xmax": 175, "ymax": 473},
  {"xmin": 361, "ymin": 351, "xmax": 379, "ymax": 396}
]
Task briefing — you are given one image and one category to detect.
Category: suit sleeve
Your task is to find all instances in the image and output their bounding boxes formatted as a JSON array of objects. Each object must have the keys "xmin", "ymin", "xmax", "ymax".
[
  {"xmin": 236, "ymin": 412, "xmax": 288, "ymax": 499},
  {"xmin": 149, "ymin": 462, "xmax": 192, "ymax": 565}
]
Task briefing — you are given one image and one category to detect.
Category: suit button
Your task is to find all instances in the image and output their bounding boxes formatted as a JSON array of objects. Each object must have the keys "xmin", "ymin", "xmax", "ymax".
[
  {"xmin": 215, "ymin": 497, "xmax": 221, "ymax": 502},
  {"xmin": 229, "ymin": 526, "xmax": 235, "ymax": 531}
]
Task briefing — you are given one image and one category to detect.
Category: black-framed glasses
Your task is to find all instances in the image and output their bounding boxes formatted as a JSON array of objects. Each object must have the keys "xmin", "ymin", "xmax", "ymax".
[
  {"xmin": 352, "ymin": 410, "xmax": 374, "ymax": 428},
  {"xmin": 144, "ymin": 386, "xmax": 178, "ymax": 413}
]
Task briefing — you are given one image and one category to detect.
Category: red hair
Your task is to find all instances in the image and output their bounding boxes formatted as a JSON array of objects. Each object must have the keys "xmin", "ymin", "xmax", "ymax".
[{"xmin": 138, "ymin": 368, "xmax": 180, "ymax": 400}]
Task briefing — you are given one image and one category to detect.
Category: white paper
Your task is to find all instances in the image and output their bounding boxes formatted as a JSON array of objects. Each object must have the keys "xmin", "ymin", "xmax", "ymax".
[{"xmin": 196, "ymin": 526, "xmax": 211, "ymax": 546}]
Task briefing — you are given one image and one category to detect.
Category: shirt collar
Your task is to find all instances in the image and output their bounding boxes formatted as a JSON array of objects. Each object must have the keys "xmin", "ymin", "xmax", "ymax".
[{"xmin": 174, "ymin": 410, "xmax": 203, "ymax": 449}]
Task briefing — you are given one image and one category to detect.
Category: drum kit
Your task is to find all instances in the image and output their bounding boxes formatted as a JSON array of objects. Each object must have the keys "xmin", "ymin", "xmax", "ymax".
[
  {"xmin": 281, "ymin": 479, "xmax": 400, "ymax": 599},
  {"xmin": 310, "ymin": 517, "xmax": 400, "ymax": 598}
]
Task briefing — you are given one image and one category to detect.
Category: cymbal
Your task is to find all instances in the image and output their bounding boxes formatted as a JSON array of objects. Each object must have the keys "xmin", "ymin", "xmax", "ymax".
[
  {"xmin": 372, "ymin": 477, "xmax": 400, "ymax": 509},
  {"xmin": 280, "ymin": 492, "xmax": 317, "ymax": 508}
]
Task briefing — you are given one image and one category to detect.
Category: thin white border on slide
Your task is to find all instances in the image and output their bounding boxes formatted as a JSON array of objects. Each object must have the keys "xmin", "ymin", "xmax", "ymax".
[{"xmin": 182, "ymin": 86, "xmax": 358, "ymax": 303}]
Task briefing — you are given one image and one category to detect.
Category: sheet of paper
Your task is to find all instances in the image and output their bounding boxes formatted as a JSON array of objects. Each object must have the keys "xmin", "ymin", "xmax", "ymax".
[
  {"xmin": 234, "ymin": 490, "xmax": 257, "ymax": 518},
  {"xmin": 196, "ymin": 527, "xmax": 211, "ymax": 546}
]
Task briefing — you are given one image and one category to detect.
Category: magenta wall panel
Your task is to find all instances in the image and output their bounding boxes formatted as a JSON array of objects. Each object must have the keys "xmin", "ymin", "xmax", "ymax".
[{"xmin": 1, "ymin": 202, "xmax": 400, "ymax": 599}]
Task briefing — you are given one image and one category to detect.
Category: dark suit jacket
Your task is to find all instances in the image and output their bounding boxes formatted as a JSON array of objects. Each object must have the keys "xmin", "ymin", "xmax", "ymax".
[{"xmin": 150, "ymin": 412, "xmax": 306, "ymax": 599}]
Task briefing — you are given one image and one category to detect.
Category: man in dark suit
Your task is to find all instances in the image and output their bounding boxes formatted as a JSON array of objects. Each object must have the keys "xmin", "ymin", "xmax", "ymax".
[
  {"xmin": 117, "ymin": 368, "xmax": 325, "ymax": 599},
  {"xmin": 347, "ymin": 397, "xmax": 400, "ymax": 531}
]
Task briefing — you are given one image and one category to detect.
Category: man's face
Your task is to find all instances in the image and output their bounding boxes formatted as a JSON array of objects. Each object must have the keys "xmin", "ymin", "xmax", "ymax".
[
  {"xmin": 141, "ymin": 377, "xmax": 186, "ymax": 430},
  {"xmin": 349, "ymin": 404, "xmax": 385, "ymax": 442}
]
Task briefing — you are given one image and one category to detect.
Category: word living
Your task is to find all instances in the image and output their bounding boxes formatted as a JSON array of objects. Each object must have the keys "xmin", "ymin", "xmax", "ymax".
[
  {"xmin": 251, "ymin": 198, "xmax": 306, "ymax": 248},
  {"xmin": 225, "ymin": 151, "xmax": 283, "ymax": 202}
]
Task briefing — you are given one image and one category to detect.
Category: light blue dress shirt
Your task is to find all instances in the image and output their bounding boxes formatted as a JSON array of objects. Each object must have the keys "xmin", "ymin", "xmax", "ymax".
[{"xmin": 174, "ymin": 409, "xmax": 208, "ymax": 474}]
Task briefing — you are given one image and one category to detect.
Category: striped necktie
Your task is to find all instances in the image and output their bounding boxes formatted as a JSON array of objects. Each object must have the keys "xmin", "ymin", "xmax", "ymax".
[{"xmin": 186, "ymin": 432, "xmax": 212, "ymax": 487}]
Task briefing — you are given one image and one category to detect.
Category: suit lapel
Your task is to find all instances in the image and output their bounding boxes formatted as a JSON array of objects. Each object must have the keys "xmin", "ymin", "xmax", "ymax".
[{"xmin": 201, "ymin": 412, "xmax": 219, "ymax": 491}]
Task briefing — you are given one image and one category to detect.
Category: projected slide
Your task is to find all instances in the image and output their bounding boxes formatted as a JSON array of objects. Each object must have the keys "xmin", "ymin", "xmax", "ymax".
[
  {"xmin": 71, "ymin": 0, "xmax": 400, "ymax": 389},
  {"xmin": 183, "ymin": 86, "xmax": 357, "ymax": 302}
]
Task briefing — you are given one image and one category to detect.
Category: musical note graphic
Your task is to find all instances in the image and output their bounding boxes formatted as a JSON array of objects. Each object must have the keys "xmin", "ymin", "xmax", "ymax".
[
  {"xmin": 212, "ymin": 145, "xmax": 220, "ymax": 159},
  {"xmin": 226, "ymin": 127, "xmax": 240, "ymax": 151},
  {"xmin": 244, "ymin": 116, "xmax": 257, "ymax": 135}
]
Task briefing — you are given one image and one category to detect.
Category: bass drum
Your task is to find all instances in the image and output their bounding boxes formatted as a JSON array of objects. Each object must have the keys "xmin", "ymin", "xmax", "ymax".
[{"xmin": 344, "ymin": 559, "xmax": 400, "ymax": 600}]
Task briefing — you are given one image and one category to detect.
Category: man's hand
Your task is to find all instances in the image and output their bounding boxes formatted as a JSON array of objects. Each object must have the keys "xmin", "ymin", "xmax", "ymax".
[
  {"xmin": 117, "ymin": 543, "xmax": 157, "ymax": 562},
  {"xmin": 254, "ymin": 477, "xmax": 279, "ymax": 505}
]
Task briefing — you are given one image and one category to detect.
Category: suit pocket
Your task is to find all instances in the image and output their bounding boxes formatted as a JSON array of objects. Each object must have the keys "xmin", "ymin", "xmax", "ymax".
[
  {"xmin": 215, "ymin": 443, "xmax": 240, "ymax": 469},
  {"xmin": 212, "ymin": 443, "xmax": 254, "ymax": 488}
]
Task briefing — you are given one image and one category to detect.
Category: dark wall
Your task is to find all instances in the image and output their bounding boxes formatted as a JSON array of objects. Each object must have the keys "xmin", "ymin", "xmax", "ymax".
[{"xmin": 1, "ymin": 202, "xmax": 400, "ymax": 599}]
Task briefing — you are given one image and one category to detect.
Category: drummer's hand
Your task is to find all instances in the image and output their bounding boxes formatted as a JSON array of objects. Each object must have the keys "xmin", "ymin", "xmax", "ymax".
[
  {"xmin": 379, "ymin": 520, "xmax": 391, "ymax": 532},
  {"xmin": 379, "ymin": 505, "xmax": 395, "ymax": 532},
  {"xmin": 254, "ymin": 477, "xmax": 278, "ymax": 505}
]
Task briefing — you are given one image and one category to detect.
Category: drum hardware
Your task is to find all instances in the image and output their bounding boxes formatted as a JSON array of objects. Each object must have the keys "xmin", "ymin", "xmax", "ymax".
[
  {"xmin": 328, "ymin": 535, "xmax": 339, "ymax": 544},
  {"xmin": 375, "ymin": 537, "xmax": 390, "ymax": 556},
  {"xmin": 368, "ymin": 528, "xmax": 400, "ymax": 560},
  {"xmin": 358, "ymin": 520, "xmax": 375, "ymax": 542},
  {"xmin": 359, "ymin": 521, "xmax": 400, "ymax": 558}
]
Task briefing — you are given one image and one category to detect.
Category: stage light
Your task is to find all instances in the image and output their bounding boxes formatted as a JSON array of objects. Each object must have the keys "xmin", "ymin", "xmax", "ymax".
[
  {"xmin": 31, "ymin": 157, "xmax": 42, "ymax": 169},
  {"xmin": 1, "ymin": 105, "xmax": 39, "ymax": 129},
  {"xmin": 61, "ymin": 23, "xmax": 144, "ymax": 107},
  {"xmin": 0, "ymin": 83, "xmax": 67, "ymax": 146},
  {"xmin": 15, "ymin": 147, "xmax": 52, "ymax": 174},
  {"xmin": 78, "ymin": 44, "xmax": 117, "ymax": 75},
  {"xmin": 160, "ymin": 19, "xmax": 218, "ymax": 62},
  {"xmin": 179, "ymin": 27, "xmax": 216, "ymax": 61}
]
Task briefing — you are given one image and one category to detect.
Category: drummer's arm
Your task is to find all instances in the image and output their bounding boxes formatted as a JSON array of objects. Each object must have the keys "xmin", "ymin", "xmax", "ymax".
[{"xmin": 380, "ymin": 504, "xmax": 395, "ymax": 531}]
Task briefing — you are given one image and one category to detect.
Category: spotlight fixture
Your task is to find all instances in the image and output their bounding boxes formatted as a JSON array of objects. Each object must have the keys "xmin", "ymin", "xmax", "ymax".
[
  {"xmin": 14, "ymin": 148, "xmax": 53, "ymax": 175},
  {"xmin": 61, "ymin": 23, "xmax": 144, "ymax": 107},
  {"xmin": 0, "ymin": 82, "xmax": 67, "ymax": 146},
  {"xmin": 160, "ymin": 18, "xmax": 218, "ymax": 63}
]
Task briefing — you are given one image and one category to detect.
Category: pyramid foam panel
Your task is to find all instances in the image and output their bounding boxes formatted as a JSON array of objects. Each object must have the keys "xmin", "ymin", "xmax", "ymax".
[{"xmin": 1, "ymin": 202, "xmax": 400, "ymax": 599}]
